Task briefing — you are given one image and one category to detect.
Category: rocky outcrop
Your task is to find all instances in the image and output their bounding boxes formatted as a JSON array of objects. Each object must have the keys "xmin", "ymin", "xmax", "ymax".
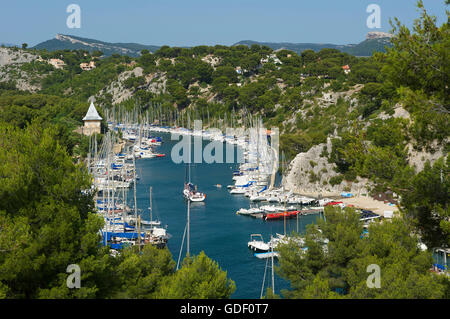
[
  {"xmin": 377, "ymin": 103, "xmax": 411, "ymax": 121},
  {"xmin": 201, "ymin": 54, "xmax": 221, "ymax": 68},
  {"xmin": 94, "ymin": 67, "xmax": 168, "ymax": 105},
  {"xmin": 407, "ymin": 139, "xmax": 448, "ymax": 172},
  {"xmin": 0, "ymin": 48, "xmax": 42, "ymax": 92},
  {"xmin": 95, "ymin": 67, "xmax": 143, "ymax": 104},
  {"xmin": 366, "ymin": 31, "xmax": 393, "ymax": 40},
  {"xmin": 0, "ymin": 47, "xmax": 37, "ymax": 66},
  {"xmin": 376, "ymin": 104, "xmax": 446, "ymax": 172},
  {"xmin": 145, "ymin": 72, "xmax": 167, "ymax": 95},
  {"xmin": 282, "ymin": 137, "xmax": 372, "ymax": 197}
]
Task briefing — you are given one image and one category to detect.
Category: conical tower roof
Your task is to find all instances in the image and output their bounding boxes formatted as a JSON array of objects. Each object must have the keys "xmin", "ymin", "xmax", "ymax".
[{"xmin": 82, "ymin": 102, "xmax": 103, "ymax": 121}]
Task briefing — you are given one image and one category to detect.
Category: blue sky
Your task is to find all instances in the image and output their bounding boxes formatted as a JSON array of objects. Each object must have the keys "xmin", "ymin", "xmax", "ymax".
[{"xmin": 0, "ymin": 0, "xmax": 448, "ymax": 47}]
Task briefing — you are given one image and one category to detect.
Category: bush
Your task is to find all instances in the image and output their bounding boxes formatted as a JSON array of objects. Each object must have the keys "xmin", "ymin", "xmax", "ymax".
[
  {"xmin": 309, "ymin": 171, "xmax": 319, "ymax": 183},
  {"xmin": 344, "ymin": 170, "xmax": 357, "ymax": 182},
  {"xmin": 329, "ymin": 175, "xmax": 344, "ymax": 186}
]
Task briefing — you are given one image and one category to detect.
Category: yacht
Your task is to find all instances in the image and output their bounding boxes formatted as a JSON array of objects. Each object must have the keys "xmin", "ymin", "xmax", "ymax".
[
  {"xmin": 182, "ymin": 164, "xmax": 206, "ymax": 202},
  {"xmin": 248, "ymin": 234, "xmax": 270, "ymax": 252},
  {"xmin": 183, "ymin": 182, "xmax": 206, "ymax": 202}
]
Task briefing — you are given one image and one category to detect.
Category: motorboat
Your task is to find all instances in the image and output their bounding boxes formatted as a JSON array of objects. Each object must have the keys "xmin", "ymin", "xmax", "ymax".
[{"xmin": 248, "ymin": 234, "xmax": 270, "ymax": 252}]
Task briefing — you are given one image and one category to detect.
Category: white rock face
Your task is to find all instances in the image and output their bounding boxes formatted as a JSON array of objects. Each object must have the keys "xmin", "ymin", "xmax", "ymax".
[
  {"xmin": 377, "ymin": 104, "xmax": 411, "ymax": 121},
  {"xmin": 95, "ymin": 67, "xmax": 168, "ymax": 105},
  {"xmin": 55, "ymin": 34, "xmax": 136, "ymax": 55},
  {"xmin": 282, "ymin": 138, "xmax": 372, "ymax": 197},
  {"xmin": 0, "ymin": 48, "xmax": 42, "ymax": 92},
  {"xmin": 366, "ymin": 31, "xmax": 393, "ymax": 40},
  {"xmin": 99, "ymin": 67, "xmax": 144, "ymax": 104},
  {"xmin": 407, "ymin": 139, "xmax": 448, "ymax": 172},
  {"xmin": 0, "ymin": 48, "xmax": 37, "ymax": 67}
]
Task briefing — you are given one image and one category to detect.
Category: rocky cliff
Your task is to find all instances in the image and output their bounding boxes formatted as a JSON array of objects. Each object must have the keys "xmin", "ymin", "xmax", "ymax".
[
  {"xmin": 282, "ymin": 137, "xmax": 372, "ymax": 197},
  {"xmin": 0, "ymin": 48, "xmax": 42, "ymax": 91}
]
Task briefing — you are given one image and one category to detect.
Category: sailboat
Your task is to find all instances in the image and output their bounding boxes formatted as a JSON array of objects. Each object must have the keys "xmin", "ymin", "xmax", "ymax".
[
  {"xmin": 141, "ymin": 186, "xmax": 161, "ymax": 227},
  {"xmin": 183, "ymin": 164, "xmax": 206, "ymax": 202}
]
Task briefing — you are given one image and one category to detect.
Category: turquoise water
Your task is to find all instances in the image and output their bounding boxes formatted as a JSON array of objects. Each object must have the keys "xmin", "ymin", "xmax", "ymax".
[{"xmin": 129, "ymin": 133, "xmax": 322, "ymax": 299}]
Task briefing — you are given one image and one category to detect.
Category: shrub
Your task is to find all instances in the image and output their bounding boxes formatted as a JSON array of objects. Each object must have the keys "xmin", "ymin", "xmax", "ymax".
[
  {"xmin": 309, "ymin": 171, "xmax": 319, "ymax": 183},
  {"xmin": 329, "ymin": 175, "xmax": 344, "ymax": 186}
]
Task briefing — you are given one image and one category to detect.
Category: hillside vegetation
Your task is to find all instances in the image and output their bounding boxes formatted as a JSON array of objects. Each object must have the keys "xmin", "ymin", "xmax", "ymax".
[{"xmin": 2, "ymin": 7, "xmax": 446, "ymax": 195}]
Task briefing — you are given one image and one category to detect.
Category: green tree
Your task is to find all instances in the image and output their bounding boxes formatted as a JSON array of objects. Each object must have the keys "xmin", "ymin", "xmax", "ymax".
[
  {"xmin": 277, "ymin": 206, "xmax": 448, "ymax": 299},
  {"xmin": 156, "ymin": 252, "xmax": 236, "ymax": 299},
  {"xmin": 0, "ymin": 122, "xmax": 112, "ymax": 298},
  {"xmin": 113, "ymin": 245, "xmax": 175, "ymax": 298},
  {"xmin": 401, "ymin": 157, "xmax": 450, "ymax": 249}
]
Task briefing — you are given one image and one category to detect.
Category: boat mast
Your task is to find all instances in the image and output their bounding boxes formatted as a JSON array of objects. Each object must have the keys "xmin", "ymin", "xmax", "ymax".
[
  {"xmin": 133, "ymin": 152, "xmax": 137, "ymax": 229},
  {"xmin": 150, "ymin": 186, "xmax": 153, "ymax": 224},
  {"xmin": 138, "ymin": 214, "xmax": 141, "ymax": 253},
  {"xmin": 187, "ymin": 199, "xmax": 190, "ymax": 257},
  {"xmin": 271, "ymin": 239, "xmax": 275, "ymax": 295},
  {"xmin": 260, "ymin": 256, "xmax": 269, "ymax": 299}
]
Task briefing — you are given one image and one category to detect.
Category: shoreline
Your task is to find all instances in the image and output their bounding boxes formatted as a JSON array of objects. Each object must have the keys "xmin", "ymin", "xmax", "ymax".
[{"xmin": 293, "ymin": 190, "xmax": 399, "ymax": 217}]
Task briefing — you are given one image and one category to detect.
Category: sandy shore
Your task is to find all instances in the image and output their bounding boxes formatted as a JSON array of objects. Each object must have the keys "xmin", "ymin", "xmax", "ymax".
[
  {"xmin": 340, "ymin": 196, "xmax": 399, "ymax": 217},
  {"xmin": 295, "ymin": 191, "xmax": 399, "ymax": 217}
]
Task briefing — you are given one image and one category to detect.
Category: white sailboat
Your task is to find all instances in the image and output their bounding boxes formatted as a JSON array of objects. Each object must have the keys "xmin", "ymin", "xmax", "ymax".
[
  {"xmin": 183, "ymin": 164, "xmax": 206, "ymax": 202},
  {"xmin": 142, "ymin": 187, "xmax": 161, "ymax": 226}
]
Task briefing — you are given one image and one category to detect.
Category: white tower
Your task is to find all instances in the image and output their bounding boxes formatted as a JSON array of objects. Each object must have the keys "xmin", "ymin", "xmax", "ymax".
[{"xmin": 82, "ymin": 102, "xmax": 102, "ymax": 135}]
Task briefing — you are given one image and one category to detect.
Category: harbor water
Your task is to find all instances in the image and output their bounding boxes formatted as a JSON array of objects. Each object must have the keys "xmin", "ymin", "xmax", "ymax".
[{"xmin": 129, "ymin": 132, "xmax": 323, "ymax": 298}]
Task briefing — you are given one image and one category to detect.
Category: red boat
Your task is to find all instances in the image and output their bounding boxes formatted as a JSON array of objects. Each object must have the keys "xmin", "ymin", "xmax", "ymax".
[
  {"xmin": 265, "ymin": 211, "xmax": 301, "ymax": 221},
  {"xmin": 155, "ymin": 154, "xmax": 165, "ymax": 157},
  {"xmin": 325, "ymin": 201, "xmax": 343, "ymax": 206}
]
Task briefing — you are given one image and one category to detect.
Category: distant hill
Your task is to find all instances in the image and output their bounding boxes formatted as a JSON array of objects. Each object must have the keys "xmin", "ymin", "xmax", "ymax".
[
  {"xmin": 33, "ymin": 34, "xmax": 160, "ymax": 57},
  {"xmin": 0, "ymin": 43, "xmax": 18, "ymax": 48},
  {"xmin": 234, "ymin": 32, "xmax": 393, "ymax": 57},
  {"xmin": 234, "ymin": 40, "xmax": 349, "ymax": 53},
  {"xmin": 344, "ymin": 37, "xmax": 392, "ymax": 56},
  {"xmin": 32, "ymin": 32, "xmax": 392, "ymax": 58}
]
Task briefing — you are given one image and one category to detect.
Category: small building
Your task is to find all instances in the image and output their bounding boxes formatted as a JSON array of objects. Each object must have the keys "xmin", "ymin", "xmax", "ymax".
[
  {"xmin": 48, "ymin": 58, "xmax": 65, "ymax": 69},
  {"xmin": 82, "ymin": 102, "xmax": 102, "ymax": 135},
  {"xmin": 342, "ymin": 65, "xmax": 351, "ymax": 74},
  {"xmin": 80, "ymin": 61, "xmax": 96, "ymax": 71}
]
